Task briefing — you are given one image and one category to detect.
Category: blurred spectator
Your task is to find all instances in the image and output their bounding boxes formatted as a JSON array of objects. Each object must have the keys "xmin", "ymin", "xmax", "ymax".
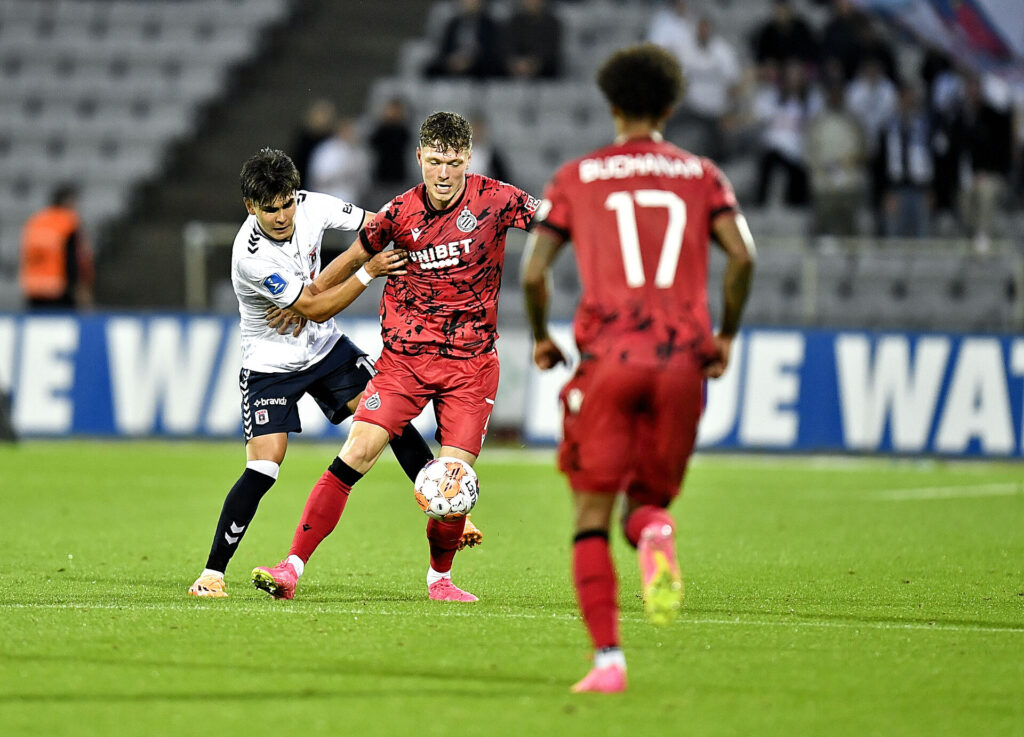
[
  {"xmin": 467, "ymin": 114, "xmax": 510, "ymax": 182},
  {"xmin": 647, "ymin": 0, "xmax": 695, "ymax": 66},
  {"xmin": 874, "ymin": 83, "xmax": 933, "ymax": 238},
  {"xmin": 753, "ymin": 60, "xmax": 816, "ymax": 206},
  {"xmin": 503, "ymin": 0, "xmax": 562, "ymax": 79},
  {"xmin": 806, "ymin": 78, "xmax": 867, "ymax": 236},
  {"xmin": 662, "ymin": 14, "xmax": 741, "ymax": 161},
  {"xmin": 961, "ymin": 74, "xmax": 1014, "ymax": 253},
  {"xmin": 924, "ymin": 54, "xmax": 966, "ymax": 233},
  {"xmin": 290, "ymin": 98, "xmax": 336, "ymax": 185},
  {"xmin": 307, "ymin": 118, "xmax": 371, "ymax": 206},
  {"xmin": 846, "ymin": 56, "xmax": 898, "ymax": 154},
  {"xmin": 424, "ymin": 0, "xmax": 505, "ymax": 80},
  {"xmin": 367, "ymin": 96, "xmax": 414, "ymax": 204},
  {"xmin": 19, "ymin": 184, "xmax": 94, "ymax": 309},
  {"xmin": 820, "ymin": 0, "xmax": 871, "ymax": 81},
  {"xmin": 751, "ymin": 0, "xmax": 818, "ymax": 71}
]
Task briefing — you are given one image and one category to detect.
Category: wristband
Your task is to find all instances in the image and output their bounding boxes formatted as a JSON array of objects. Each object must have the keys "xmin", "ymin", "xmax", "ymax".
[{"xmin": 354, "ymin": 266, "xmax": 373, "ymax": 286}]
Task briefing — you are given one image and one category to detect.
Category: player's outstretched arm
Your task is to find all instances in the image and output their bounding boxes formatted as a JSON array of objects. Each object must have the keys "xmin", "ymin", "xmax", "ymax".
[
  {"xmin": 521, "ymin": 228, "xmax": 567, "ymax": 370},
  {"xmin": 266, "ymin": 237, "xmax": 379, "ymax": 334},
  {"xmin": 706, "ymin": 212, "xmax": 756, "ymax": 378},
  {"xmin": 289, "ymin": 247, "xmax": 408, "ymax": 323},
  {"xmin": 313, "ymin": 221, "xmax": 376, "ymax": 293}
]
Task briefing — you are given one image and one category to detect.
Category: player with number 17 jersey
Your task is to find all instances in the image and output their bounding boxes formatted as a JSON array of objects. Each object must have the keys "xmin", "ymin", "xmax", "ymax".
[
  {"xmin": 360, "ymin": 172, "xmax": 539, "ymax": 358},
  {"xmin": 536, "ymin": 137, "xmax": 737, "ymax": 368}
]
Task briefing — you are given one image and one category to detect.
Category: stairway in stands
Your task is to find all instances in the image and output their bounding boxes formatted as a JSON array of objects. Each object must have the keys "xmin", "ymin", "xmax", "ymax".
[{"xmin": 97, "ymin": 0, "xmax": 424, "ymax": 307}]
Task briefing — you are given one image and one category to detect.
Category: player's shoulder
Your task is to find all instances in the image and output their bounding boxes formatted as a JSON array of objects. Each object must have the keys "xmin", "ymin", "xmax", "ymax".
[{"xmin": 232, "ymin": 218, "xmax": 266, "ymax": 259}]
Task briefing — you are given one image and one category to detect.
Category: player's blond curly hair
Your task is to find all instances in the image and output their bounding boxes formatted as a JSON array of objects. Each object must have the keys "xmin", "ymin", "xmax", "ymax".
[{"xmin": 418, "ymin": 112, "xmax": 473, "ymax": 154}]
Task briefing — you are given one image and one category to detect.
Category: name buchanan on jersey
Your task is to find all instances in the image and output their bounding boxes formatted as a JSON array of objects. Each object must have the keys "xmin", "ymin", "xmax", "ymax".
[{"xmin": 578, "ymin": 152, "xmax": 705, "ymax": 184}]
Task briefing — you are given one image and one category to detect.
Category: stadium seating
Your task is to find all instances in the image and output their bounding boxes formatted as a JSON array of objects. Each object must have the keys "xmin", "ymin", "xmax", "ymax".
[{"xmin": 0, "ymin": 0, "xmax": 290, "ymax": 286}]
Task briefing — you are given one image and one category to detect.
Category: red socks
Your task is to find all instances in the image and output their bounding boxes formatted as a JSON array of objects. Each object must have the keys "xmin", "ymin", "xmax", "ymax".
[
  {"xmin": 288, "ymin": 468, "xmax": 352, "ymax": 563},
  {"xmin": 573, "ymin": 531, "xmax": 619, "ymax": 650},
  {"xmin": 426, "ymin": 517, "xmax": 467, "ymax": 574},
  {"xmin": 624, "ymin": 505, "xmax": 675, "ymax": 547}
]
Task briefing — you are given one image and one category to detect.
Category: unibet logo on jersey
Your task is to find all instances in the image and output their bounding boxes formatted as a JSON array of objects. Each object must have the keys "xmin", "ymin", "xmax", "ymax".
[{"xmin": 410, "ymin": 237, "xmax": 473, "ymax": 271}]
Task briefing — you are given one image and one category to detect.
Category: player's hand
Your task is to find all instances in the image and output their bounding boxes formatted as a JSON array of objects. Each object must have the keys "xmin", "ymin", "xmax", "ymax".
[
  {"xmin": 365, "ymin": 248, "xmax": 409, "ymax": 278},
  {"xmin": 533, "ymin": 337, "xmax": 566, "ymax": 370},
  {"xmin": 703, "ymin": 333, "xmax": 733, "ymax": 378},
  {"xmin": 266, "ymin": 306, "xmax": 307, "ymax": 337}
]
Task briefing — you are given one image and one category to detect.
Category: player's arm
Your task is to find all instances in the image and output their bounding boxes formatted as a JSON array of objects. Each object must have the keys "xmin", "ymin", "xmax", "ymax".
[
  {"xmin": 312, "ymin": 210, "xmax": 377, "ymax": 292},
  {"xmin": 288, "ymin": 246, "xmax": 408, "ymax": 323},
  {"xmin": 521, "ymin": 227, "xmax": 568, "ymax": 370},
  {"xmin": 267, "ymin": 213, "xmax": 377, "ymax": 334},
  {"xmin": 706, "ymin": 211, "xmax": 756, "ymax": 378}
]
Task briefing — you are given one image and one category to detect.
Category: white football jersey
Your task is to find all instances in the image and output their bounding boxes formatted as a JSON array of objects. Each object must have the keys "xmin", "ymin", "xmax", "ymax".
[{"xmin": 231, "ymin": 190, "xmax": 365, "ymax": 372}]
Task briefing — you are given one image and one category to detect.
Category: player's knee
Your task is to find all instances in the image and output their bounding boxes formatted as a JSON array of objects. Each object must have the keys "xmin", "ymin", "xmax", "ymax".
[{"xmin": 244, "ymin": 459, "xmax": 280, "ymax": 482}]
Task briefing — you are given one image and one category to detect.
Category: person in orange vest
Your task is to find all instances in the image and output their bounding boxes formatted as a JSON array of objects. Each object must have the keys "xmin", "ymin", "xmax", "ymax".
[{"xmin": 19, "ymin": 184, "xmax": 94, "ymax": 308}]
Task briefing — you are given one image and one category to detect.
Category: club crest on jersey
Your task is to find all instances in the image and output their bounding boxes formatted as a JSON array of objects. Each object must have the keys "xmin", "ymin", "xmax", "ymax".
[
  {"xmin": 364, "ymin": 392, "xmax": 381, "ymax": 411},
  {"xmin": 262, "ymin": 273, "xmax": 287, "ymax": 296},
  {"xmin": 255, "ymin": 409, "xmax": 270, "ymax": 425},
  {"xmin": 456, "ymin": 207, "xmax": 477, "ymax": 233}
]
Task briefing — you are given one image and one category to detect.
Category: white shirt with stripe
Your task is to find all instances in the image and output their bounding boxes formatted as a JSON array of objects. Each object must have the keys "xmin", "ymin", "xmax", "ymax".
[{"xmin": 231, "ymin": 190, "xmax": 365, "ymax": 373}]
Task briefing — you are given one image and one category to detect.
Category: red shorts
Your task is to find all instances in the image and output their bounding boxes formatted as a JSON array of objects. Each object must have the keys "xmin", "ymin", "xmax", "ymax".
[
  {"xmin": 558, "ymin": 357, "xmax": 705, "ymax": 505},
  {"xmin": 353, "ymin": 347, "xmax": 499, "ymax": 456}
]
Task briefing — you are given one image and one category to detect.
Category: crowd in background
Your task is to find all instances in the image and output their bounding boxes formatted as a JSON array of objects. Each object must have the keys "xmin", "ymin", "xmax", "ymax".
[
  {"xmin": 651, "ymin": 0, "xmax": 1018, "ymax": 250},
  {"xmin": 283, "ymin": 0, "xmax": 1021, "ymax": 248}
]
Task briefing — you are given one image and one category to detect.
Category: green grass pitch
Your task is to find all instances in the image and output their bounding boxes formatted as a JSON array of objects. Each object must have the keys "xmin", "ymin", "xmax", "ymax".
[{"xmin": 0, "ymin": 441, "xmax": 1022, "ymax": 737}]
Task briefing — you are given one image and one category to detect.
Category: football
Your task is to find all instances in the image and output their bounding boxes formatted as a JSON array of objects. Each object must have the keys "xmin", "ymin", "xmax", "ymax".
[{"xmin": 413, "ymin": 457, "xmax": 479, "ymax": 521}]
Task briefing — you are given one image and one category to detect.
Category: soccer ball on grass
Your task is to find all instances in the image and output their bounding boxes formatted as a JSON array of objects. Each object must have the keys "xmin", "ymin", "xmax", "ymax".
[{"xmin": 414, "ymin": 457, "xmax": 479, "ymax": 521}]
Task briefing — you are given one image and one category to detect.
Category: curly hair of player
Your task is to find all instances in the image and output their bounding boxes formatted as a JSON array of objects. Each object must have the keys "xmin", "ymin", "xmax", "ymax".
[
  {"xmin": 596, "ymin": 43, "xmax": 685, "ymax": 121},
  {"xmin": 419, "ymin": 111, "xmax": 473, "ymax": 153},
  {"xmin": 240, "ymin": 147, "xmax": 301, "ymax": 206}
]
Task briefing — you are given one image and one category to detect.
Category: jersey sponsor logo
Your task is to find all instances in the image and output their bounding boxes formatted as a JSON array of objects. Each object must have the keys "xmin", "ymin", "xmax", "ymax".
[
  {"xmin": 254, "ymin": 397, "xmax": 286, "ymax": 407},
  {"xmin": 524, "ymin": 195, "xmax": 541, "ymax": 212},
  {"xmin": 255, "ymin": 408, "xmax": 270, "ymax": 425},
  {"xmin": 364, "ymin": 392, "xmax": 381, "ymax": 411},
  {"xmin": 262, "ymin": 273, "xmax": 288, "ymax": 296},
  {"xmin": 410, "ymin": 238, "xmax": 472, "ymax": 270},
  {"xmin": 342, "ymin": 202, "xmax": 353, "ymax": 214},
  {"xmin": 456, "ymin": 207, "xmax": 478, "ymax": 233},
  {"xmin": 578, "ymin": 153, "xmax": 704, "ymax": 184}
]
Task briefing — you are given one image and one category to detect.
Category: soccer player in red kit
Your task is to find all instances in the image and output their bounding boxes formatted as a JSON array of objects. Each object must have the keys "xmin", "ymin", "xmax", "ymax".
[
  {"xmin": 253, "ymin": 112, "xmax": 538, "ymax": 602},
  {"xmin": 522, "ymin": 44, "xmax": 756, "ymax": 692}
]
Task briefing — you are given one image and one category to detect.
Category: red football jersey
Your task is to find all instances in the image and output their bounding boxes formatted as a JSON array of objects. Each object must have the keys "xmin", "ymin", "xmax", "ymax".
[
  {"xmin": 361, "ymin": 173, "xmax": 538, "ymax": 358},
  {"xmin": 535, "ymin": 136, "xmax": 737, "ymax": 367}
]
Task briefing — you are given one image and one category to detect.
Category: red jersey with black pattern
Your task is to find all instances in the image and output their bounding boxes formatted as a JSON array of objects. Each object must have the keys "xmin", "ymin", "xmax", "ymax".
[
  {"xmin": 534, "ymin": 137, "xmax": 737, "ymax": 368},
  {"xmin": 360, "ymin": 173, "xmax": 538, "ymax": 358}
]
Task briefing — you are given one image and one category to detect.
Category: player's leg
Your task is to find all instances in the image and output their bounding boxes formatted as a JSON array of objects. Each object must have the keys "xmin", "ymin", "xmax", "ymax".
[
  {"xmin": 190, "ymin": 366, "xmax": 303, "ymax": 597},
  {"xmin": 424, "ymin": 351, "xmax": 498, "ymax": 601},
  {"xmin": 557, "ymin": 359, "xmax": 636, "ymax": 692},
  {"xmin": 620, "ymin": 360, "xmax": 703, "ymax": 626},
  {"xmin": 424, "ymin": 446, "xmax": 478, "ymax": 601},
  {"xmin": 570, "ymin": 490, "xmax": 627, "ymax": 693},
  {"xmin": 307, "ymin": 344, "xmax": 434, "ymax": 485},
  {"xmin": 253, "ymin": 350, "xmax": 427, "ymax": 599}
]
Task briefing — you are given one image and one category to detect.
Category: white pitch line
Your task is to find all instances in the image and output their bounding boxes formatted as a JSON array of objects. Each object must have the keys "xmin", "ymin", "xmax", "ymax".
[
  {"xmin": 874, "ymin": 482, "xmax": 1023, "ymax": 501},
  {"xmin": 1, "ymin": 602, "xmax": 1021, "ymax": 635}
]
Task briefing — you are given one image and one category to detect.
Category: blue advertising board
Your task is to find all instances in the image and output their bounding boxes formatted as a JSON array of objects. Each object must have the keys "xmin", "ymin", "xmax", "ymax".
[{"xmin": 2, "ymin": 313, "xmax": 1022, "ymax": 458}]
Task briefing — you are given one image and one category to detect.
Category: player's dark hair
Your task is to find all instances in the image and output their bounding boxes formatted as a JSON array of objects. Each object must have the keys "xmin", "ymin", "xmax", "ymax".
[
  {"xmin": 596, "ymin": 43, "xmax": 684, "ymax": 121},
  {"xmin": 240, "ymin": 147, "xmax": 301, "ymax": 206},
  {"xmin": 418, "ymin": 111, "xmax": 473, "ymax": 153}
]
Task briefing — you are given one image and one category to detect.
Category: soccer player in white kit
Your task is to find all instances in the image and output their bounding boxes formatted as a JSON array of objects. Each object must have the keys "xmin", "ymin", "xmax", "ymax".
[{"xmin": 189, "ymin": 147, "xmax": 429, "ymax": 597}]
